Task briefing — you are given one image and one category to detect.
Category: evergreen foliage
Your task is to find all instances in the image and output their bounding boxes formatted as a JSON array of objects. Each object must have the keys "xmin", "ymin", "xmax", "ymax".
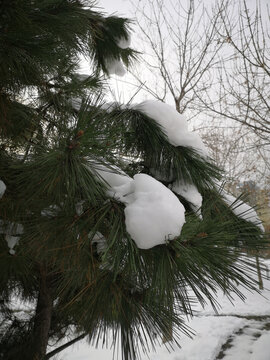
[{"xmin": 0, "ymin": 1, "xmax": 267, "ymax": 360}]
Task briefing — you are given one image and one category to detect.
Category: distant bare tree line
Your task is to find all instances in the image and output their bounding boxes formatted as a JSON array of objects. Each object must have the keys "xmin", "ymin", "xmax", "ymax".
[{"xmin": 129, "ymin": 0, "xmax": 270, "ymax": 189}]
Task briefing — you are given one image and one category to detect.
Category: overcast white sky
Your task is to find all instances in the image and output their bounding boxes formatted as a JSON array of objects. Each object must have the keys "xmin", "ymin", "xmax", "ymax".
[
  {"xmin": 98, "ymin": 0, "xmax": 132, "ymax": 16},
  {"xmin": 98, "ymin": 0, "xmax": 269, "ymax": 20}
]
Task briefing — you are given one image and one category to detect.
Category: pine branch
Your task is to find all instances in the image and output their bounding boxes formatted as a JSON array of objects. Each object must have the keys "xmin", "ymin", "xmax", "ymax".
[{"xmin": 45, "ymin": 333, "xmax": 86, "ymax": 359}]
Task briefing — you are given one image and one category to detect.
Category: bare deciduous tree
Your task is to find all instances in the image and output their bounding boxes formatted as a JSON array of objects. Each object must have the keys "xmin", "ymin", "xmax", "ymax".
[
  {"xmin": 197, "ymin": 0, "xmax": 270, "ymax": 182},
  {"xmin": 131, "ymin": 0, "xmax": 226, "ymax": 118},
  {"xmin": 130, "ymin": 0, "xmax": 270, "ymax": 189}
]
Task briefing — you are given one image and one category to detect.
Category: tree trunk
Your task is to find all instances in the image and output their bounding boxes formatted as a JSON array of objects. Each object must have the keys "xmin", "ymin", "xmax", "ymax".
[{"xmin": 31, "ymin": 266, "xmax": 53, "ymax": 360}]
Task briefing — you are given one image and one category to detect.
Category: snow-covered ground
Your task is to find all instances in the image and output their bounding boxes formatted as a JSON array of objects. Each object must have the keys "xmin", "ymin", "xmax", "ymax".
[{"xmin": 53, "ymin": 259, "xmax": 270, "ymax": 360}]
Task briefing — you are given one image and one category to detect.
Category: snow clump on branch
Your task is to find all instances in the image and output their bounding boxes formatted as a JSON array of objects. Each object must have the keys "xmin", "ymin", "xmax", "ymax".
[
  {"xmin": 170, "ymin": 180, "xmax": 202, "ymax": 219},
  {"xmin": 105, "ymin": 33, "xmax": 131, "ymax": 77},
  {"xmin": 105, "ymin": 59, "xmax": 126, "ymax": 76},
  {"xmin": 134, "ymin": 100, "xmax": 208, "ymax": 157},
  {"xmin": 117, "ymin": 34, "xmax": 131, "ymax": 49},
  {"xmin": 0, "ymin": 222, "xmax": 24, "ymax": 255},
  {"xmin": 93, "ymin": 164, "xmax": 133, "ymax": 203},
  {"xmin": 124, "ymin": 174, "xmax": 185, "ymax": 249},
  {"xmin": 223, "ymin": 192, "xmax": 264, "ymax": 232},
  {"xmin": 93, "ymin": 165, "xmax": 185, "ymax": 249},
  {"xmin": 0, "ymin": 182, "xmax": 23, "ymax": 254},
  {"xmin": 0, "ymin": 179, "xmax": 6, "ymax": 198}
]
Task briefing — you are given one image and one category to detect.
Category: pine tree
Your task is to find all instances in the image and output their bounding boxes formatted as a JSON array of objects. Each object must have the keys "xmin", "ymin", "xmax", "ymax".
[{"xmin": 0, "ymin": 1, "xmax": 267, "ymax": 360}]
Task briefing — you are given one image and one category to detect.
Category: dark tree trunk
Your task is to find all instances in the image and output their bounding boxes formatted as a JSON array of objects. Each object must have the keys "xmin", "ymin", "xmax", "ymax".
[{"xmin": 31, "ymin": 266, "xmax": 53, "ymax": 360}]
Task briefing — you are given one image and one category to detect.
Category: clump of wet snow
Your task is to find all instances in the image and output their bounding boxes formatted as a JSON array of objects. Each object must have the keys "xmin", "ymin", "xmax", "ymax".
[
  {"xmin": 0, "ymin": 222, "xmax": 23, "ymax": 255},
  {"xmin": 124, "ymin": 174, "xmax": 185, "ymax": 249},
  {"xmin": 223, "ymin": 192, "xmax": 264, "ymax": 232},
  {"xmin": 70, "ymin": 97, "xmax": 82, "ymax": 111},
  {"xmin": 41, "ymin": 205, "xmax": 60, "ymax": 218},
  {"xmin": 117, "ymin": 34, "xmax": 131, "ymax": 49},
  {"xmin": 90, "ymin": 231, "xmax": 107, "ymax": 255},
  {"xmin": 105, "ymin": 58, "xmax": 126, "ymax": 76},
  {"xmin": 134, "ymin": 100, "xmax": 208, "ymax": 156},
  {"xmin": 93, "ymin": 164, "xmax": 133, "ymax": 203},
  {"xmin": 75, "ymin": 201, "xmax": 84, "ymax": 216},
  {"xmin": 92, "ymin": 165, "xmax": 185, "ymax": 249},
  {"xmin": 250, "ymin": 332, "xmax": 270, "ymax": 360},
  {"xmin": 6, "ymin": 227, "xmax": 22, "ymax": 255},
  {"xmin": 6, "ymin": 235, "xmax": 20, "ymax": 255},
  {"xmin": 73, "ymin": 74, "xmax": 89, "ymax": 82},
  {"xmin": 105, "ymin": 32, "xmax": 130, "ymax": 76},
  {"xmin": 149, "ymin": 164, "xmax": 174, "ymax": 183},
  {"xmin": 0, "ymin": 179, "xmax": 6, "ymax": 198},
  {"xmin": 6, "ymin": 222, "xmax": 23, "ymax": 235},
  {"xmin": 171, "ymin": 180, "xmax": 202, "ymax": 218}
]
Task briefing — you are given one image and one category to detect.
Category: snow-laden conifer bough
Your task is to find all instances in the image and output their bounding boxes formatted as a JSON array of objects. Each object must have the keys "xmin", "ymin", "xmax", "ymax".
[{"xmin": 92, "ymin": 101, "xmax": 264, "ymax": 251}]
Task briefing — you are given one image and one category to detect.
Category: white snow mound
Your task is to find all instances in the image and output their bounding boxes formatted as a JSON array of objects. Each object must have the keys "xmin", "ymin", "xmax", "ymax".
[
  {"xmin": 90, "ymin": 231, "xmax": 107, "ymax": 255},
  {"xmin": 135, "ymin": 100, "xmax": 208, "ymax": 156},
  {"xmin": 105, "ymin": 32, "xmax": 130, "ymax": 76},
  {"xmin": 223, "ymin": 192, "xmax": 264, "ymax": 232},
  {"xmin": 93, "ymin": 165, "xmax": 133, "ymax": 203},
  {"xmin": 0, "ymin": 221, "xmax": 23, "ymax": 255},
  {"xmin": 171, "ymin": 180, "xmax": 202, "ymax": 218},
  {"xmin": 70, "ymin": 97, "xmax": 82, "ymax": 111},
  {"xmin": 92, "ymin": 166, "xmax": 186, "ymax": 249},
  {"xmin": 6, "ymin": 235, "xmax": 20, "ymax": 255},
  {"xmin": 117, "ymin": 35, "xmax": 131, "ymax": 49},
  {"xmin": 124, "ymin": 174, "xmax": 185, "ymax": 249},
  {"xmin": 105, "ymin": 58, "xmax": 126, "ymax": 77},
  {"xmin": 0, "ymin": 180, "xmax": 6, "ymax": 198}
]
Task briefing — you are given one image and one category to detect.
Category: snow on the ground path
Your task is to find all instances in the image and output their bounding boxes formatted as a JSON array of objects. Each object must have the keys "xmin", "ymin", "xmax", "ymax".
[
  {"xmin": 250, "ymin": 331, "xmax": 270, "ymax": 360},
  {"xmin": 147, "ymin": 316, "xmax": 245, "ymax": 360},
  {"xmin": 56, "ymin": 260, "xmax": 270, "ymax": 360},
  {"xmin": 53, "ymin": 341, "xmax": 113, "ymax": 360},
  {"xmin": 200, "ymin": 287, "xmax": 270, "ymax": 317},
  {"xmin": 124, "ymin": 174, "xmax": 185, "ymax": 249},
  {"xmin": 170, "ymin": 180, "xmax": 202, "ymax": 218},
  {"xmin": 134, "ymin": 100, "xmax": 208, "ymax": 157},
  {"xmin": 0, "ymin": 179, "xmax": 6, "ymax": 198},
  {"xmin": 222, "ymin": 192, "xmax": 264, "ymax": 232},
  {"xmin": 221, "ymin": 320, "xmax": 270, "ymax": 360},
  {"xmin": 55, "ymin": 316, "xmax": 245, "ymax": 360}
]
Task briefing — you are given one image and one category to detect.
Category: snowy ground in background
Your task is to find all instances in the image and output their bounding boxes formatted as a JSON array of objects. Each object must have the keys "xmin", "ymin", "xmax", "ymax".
[{"xmin": 53, "ymin": 259, "xmax": 270, "ymax": 360}]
